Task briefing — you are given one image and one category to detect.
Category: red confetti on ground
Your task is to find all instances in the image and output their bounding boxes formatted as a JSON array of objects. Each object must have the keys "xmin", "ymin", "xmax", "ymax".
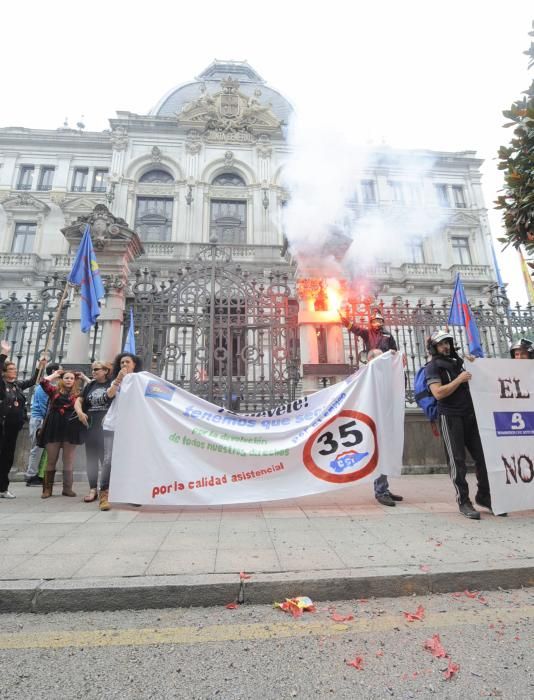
[
  {"xmin": 225, "ymin": 602, "xmax": 238, "ymax": 609},
  {"xmin": 358, "ymin": 598, "xmax": 368, "ymax": 603},
  {"xmin": 403, "ymin": 605, "xmax": 425, "ymax": 622},
  {"xmin": 346, "ymin": 656, "xmax": 364, "ymax": 670},
  {"xmin": 239, "ymin": 571, "xmax": 252, "ymax": 580},
  {"xmin": 424, "ymin": 634, "xmax": 448, "ymax": 658},
  {"xmin": 443, "ymin": 659, "xmax": 460, "ymax": 680},
  {"xmin": 375, "ymin": 649, "xmax": 384, "ymax": 657},
  {"xmin": 331, "ymin": 613, "xmax": 354, "ymax": 622},
  {"xmin": 435, "ymin": 542, "xmax": 443, "ymax": 547},
  {"xmin": 420, "ymin": 564, "xmax": 431, "ymax": 572},
  {"xmin": 463, "ymin": 590, "xmax": 479, "ymax": 598},
  {"xmin": 515, "ymin": 635, "xmax": 520, "ymax": 641}
]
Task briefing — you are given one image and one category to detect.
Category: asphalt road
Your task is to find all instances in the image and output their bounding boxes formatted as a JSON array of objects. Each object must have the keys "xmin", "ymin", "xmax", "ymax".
[{"xmin": 0, "ymin": 587, "xmax": 533, "ymax": 699}]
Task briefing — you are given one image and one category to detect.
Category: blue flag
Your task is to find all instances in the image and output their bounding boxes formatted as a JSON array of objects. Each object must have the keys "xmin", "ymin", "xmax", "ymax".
[
  {"xmin": 448, "ymin": 274, "xmax": 484, "ymax": 357},
  {"xmin": 123, "ymin": 307, "xmax": 136, "ymax": 354},
  {"xmin": 67, "ymin": 225, "xmax": 105, "ymax": 333}
]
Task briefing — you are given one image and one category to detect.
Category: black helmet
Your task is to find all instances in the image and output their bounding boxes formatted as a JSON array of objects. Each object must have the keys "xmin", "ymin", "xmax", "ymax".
[
  {"xmin": 427, "ymin": 329, "xmax": 454, "ymax": 356},
  {"xmin": 510, "ymin": 338, "xmax": 534, "ymax": 358}
]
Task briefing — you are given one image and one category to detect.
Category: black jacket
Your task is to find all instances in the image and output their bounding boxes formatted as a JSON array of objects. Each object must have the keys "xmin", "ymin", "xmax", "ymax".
[{"xmin": 0, "ymin": 354, "xmax": 39, "ymax": 423}]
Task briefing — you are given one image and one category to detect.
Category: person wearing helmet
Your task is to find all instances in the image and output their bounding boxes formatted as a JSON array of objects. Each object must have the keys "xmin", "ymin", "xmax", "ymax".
[
  {"xmin": 424, "ymin": 329, "xmax": 491, "ymax": 519},
  {"xmin": 340, "ymin": 308, "xmax": 403, "ymax": 507},
  {"xmin": 510, "ymin": 338, "xmax": 534, "ymax": 360},
  {"xmin": 340, "ymin": 308, "xmax": 397, "ymax": 355}
]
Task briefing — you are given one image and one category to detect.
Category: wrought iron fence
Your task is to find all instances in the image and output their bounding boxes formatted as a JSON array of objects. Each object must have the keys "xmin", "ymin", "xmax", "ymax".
[{"xmin": 344, "ymin": 284, "xmax": 534, "ymax": 403}]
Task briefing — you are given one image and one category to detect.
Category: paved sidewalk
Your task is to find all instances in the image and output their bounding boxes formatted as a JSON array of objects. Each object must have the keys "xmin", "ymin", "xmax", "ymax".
[{"xmin": 1, "ymin": 474, "xmax": 533, "ymax": 613}]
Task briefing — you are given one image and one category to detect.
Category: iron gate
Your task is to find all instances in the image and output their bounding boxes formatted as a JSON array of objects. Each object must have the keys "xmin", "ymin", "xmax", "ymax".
[
  {"xmin": 128, "ymin": 244, "xmax": 300, "ymax": 411},
  {"xmin": 0, "ymin": 274, "xmax": 72, "ymax": 378}
]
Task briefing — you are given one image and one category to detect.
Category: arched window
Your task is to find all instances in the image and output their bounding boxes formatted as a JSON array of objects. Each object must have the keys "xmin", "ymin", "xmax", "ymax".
[
  {"xmin": 212, "ymin": 173, "xmax": 246, "ymax": 187},
  {"xmin": 139, "ymin": 169, "xmax": 174, "ymax": 184}
]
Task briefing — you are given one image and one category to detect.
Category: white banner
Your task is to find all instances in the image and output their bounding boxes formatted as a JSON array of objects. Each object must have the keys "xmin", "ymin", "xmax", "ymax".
[
  {"xmin": 109, "ymin": 351, "xmax": 405, "ymax": 506},
  {"xmin": 470, "ymin": 359, "xmax": 534, "ymax": 515}
]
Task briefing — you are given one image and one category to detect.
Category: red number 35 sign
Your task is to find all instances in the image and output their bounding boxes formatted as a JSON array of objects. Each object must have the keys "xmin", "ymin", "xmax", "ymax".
[{"xmin": 302, "ymin": 410, "xmax": 378, "ymax": 483}]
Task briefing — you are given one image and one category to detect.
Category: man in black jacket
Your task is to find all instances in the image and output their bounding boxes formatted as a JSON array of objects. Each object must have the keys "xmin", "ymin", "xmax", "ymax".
[
  {"xmin": 340, "ymin": 309, "xmax": 403, "ymax": 507},
  {"xmin": 0, "ymin": 340, "xmax": 45, "ymax": 498},
  {"xmin": 424, "ymin": 330, "xmax": 491, "ymax": 520}
]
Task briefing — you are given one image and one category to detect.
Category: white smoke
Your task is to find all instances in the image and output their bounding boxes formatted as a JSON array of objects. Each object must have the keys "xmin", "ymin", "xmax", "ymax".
[{"xmin": 282, "ymin": 114, "xmax": 451, "ymax": 285}]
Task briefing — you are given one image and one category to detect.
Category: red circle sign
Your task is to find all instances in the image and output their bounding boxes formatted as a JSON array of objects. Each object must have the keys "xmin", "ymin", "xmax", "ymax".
[{"xmin": 302, "ymin": 409, "xmax": 379, "ymax": 483}]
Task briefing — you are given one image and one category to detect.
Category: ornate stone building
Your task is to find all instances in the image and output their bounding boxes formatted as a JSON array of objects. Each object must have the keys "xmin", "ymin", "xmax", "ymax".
[
  {"xmin": 0, "ymin": 59, "xmax": 504, "ymax": 410},
  {"xmin": 0, "ymin": 59, "xmax": 496, "ymax": 297}
]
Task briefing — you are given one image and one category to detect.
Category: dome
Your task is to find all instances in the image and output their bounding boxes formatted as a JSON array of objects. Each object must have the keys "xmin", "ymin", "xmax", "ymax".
[{"xmin": 151, "ymin": 60, "xmax": 293, "ymax": 124}]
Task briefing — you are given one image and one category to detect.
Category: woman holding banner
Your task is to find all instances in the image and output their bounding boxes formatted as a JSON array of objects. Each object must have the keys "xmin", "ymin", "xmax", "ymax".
[
  {"xmin": 98, "ymin": 352, "xmax": 143, "ymax": 511},
  {"xmin": 40, "ymin": 369, "xmax": 84, "ymax": 499}
]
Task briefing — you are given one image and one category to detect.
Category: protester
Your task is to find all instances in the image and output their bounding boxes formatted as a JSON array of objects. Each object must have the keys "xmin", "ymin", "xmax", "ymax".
[
  {"xmin": 340, "ymin": 309, "xmax": 403, "ymax": 507},
  {"xmin": 510, "ymin": 338, "xmax": 534, "ymax": 359},
  {"xmin": 0, "ymin": 340, "xmax": 46, "ymax": 499},
  {"xmin": 74, "ymin": 361, "xmax": 113, "ymax": 503},
  {"xmin": 39, "ymin": 369, "xmax": 84, "ymax": 499},
  {"xmin": 98, "ymin": 352, "xmax": 143, "ymax": 511},
  {"xmin": 24, "ymin": 363, "xmax": 60, "ymax": 486},
  {"xmin": 424, "ymin": 329, "xmax": 492, "ymax": 519}
]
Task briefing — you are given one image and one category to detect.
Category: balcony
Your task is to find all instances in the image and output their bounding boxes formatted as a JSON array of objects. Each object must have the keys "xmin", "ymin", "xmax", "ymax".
[
  {"xmin": 37, "ymin": 185, "xmax": 52, "ymax": 191},
  {"xmin": 92, "ymin": 186, "xmax": 107, "ymax": 193},
  {"xmin": 449, "ymin": 264, "xmax": 493, "ymax": 282},
  {"xmin": 140, "ymin": 242, "xmax": 284, "ymax": 264},
  {"xmin": 16, "ymin": 184, "xmax": 32, "ymax": 191}
]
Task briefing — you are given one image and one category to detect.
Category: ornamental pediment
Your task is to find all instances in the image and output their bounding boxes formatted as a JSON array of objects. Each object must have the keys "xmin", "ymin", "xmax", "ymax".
[
  {"xmin": 0, "ymin": 192, "xmax": 50, "ymax": 213},
  {"xmin": 177, "ymin": 78, "xmax": 282, "ymax": 137},
  {"xmin": 56, "ymin": 195, "xmax": 106, "ymax": 213},
  {"xmin": 447, "ymin": 211, "xmax": 479, "ymax": 227}
]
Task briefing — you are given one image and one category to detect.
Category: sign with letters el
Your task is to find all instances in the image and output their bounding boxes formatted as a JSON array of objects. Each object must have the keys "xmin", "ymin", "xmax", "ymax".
[
  {"xmin": 470, "ymin": 359, "xmax": 534, "ymax": 515},
  {"xmin": 108, "ymin": 352, "xmax": 405, "ymax": 506}
]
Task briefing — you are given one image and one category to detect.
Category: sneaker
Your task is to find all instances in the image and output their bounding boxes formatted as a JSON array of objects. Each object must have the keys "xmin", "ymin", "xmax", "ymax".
[
  {"xmin": 388, "ymin": 492, "xmax": 403, "ymax": 502},
  {"xmin": 0, "ymin": 490, "xmax": 16, "ymax": 499},
  {"xmin": 26, "ymin": 476, "xmax": 44, "ymax": 487},
  {"xmin": 376, "ymin": 493, "xmax": 396, "ymax": 507},
  {"xmin": 459, "ymin": 501, "xmax": 480, "ymax": 519}
]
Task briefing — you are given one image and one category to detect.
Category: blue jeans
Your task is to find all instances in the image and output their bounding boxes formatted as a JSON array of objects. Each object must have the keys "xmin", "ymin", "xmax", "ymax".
[
  {"xmin": 25, "ymin": 416, "xmax": 44, "ymax": 479},
  {"xmin": 374, "ymin": 474, "xmax": 390, "ymax": 498}
]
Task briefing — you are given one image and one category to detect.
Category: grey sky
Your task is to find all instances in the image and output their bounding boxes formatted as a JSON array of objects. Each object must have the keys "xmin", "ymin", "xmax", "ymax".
[{"xmin": 2, "ymin": 0, "xmax": 532, "ymax": 301}]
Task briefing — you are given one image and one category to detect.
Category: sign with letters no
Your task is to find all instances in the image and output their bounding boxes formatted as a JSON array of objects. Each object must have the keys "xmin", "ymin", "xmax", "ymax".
[{"xmin": 470, "ymin": 359, "xmax": 534, "ymax": 515}]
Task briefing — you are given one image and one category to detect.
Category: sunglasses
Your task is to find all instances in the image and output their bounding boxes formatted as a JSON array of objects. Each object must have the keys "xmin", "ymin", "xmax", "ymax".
[{"xmin": 92, "ymin": 367, "xmax": 106, "ymax": 371}]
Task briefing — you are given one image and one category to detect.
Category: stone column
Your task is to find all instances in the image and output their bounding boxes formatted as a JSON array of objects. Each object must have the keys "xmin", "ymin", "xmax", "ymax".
[{"xmin": 61, "ymin": 204, "xmax": 144, "ymax": 363}]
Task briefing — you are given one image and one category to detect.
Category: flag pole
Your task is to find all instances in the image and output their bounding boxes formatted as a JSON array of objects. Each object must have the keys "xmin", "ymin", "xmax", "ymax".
[{"xmin": 37, "ymin": 279, "xmax": 71, "ymax": 383}]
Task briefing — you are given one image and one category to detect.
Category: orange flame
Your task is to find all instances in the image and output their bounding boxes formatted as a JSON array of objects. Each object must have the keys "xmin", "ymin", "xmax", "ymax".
[{"xmin": 325, "ymin": 279, "xmax": 343, "ymax": 313}]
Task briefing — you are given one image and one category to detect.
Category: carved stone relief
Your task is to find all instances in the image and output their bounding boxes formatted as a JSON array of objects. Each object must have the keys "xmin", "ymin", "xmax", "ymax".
[{"xmin": 111, "ymin": 126, "xmax": 128, "ymax": 151}]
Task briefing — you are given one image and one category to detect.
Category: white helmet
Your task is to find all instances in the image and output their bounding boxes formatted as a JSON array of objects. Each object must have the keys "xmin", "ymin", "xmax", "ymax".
[{"xmin": 428, "ymin": 329, "xmax": 454, "ymax": 355}]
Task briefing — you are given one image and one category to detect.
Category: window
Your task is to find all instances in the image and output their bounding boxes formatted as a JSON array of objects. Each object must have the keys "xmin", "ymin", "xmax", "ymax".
[
  {"xmin": 435, "ymin": 184, "xmax": 450, "ymax": 207},
  {"xmin": 406, "ymin": 182, "xmax": 422, "ymax": 205},
  {"xmin": 452, "ymin": 185, "xmax": 466, "ymax": 208},
  {"xmin": 92, "ymin": 169, "xmax": 108, "ymax": 192},
  {"xmin": 388, "ymin": 180, "xmax": 404, "ymax": 204},
  {"xmin": 135, "ymin": 197, "xmax": 173, "ymax": 242},
  {"xmin": 451, "ymin": 237, "xmax": 472, "ymax": 265},
  {"xmin": 407, "ymin": 238, "xmax": 425, "ymax": 264},
  {"xmin": 11, "ymin": 223, "xmax": 36, "ymax": 254},
  {"xmin": 361, "ymin": 180, "xmax": 376, "ymax": 204},
  {"xmin": 17, "ymin": 166, "xmax": 34, "ymax": 190},
  {"xmin": 139, "ymin": 169, "xmax": 174, "ymax": 184},
  {"xmin": 37, "ymin": 167, "xmax": 55, "ymax": 191},
  {"xmin": 210, "ymin": 200, "xmax": 247, "ymax": 244},
  {"xmin": 72, "ymin": 168, "xmax": 88, "ymax": 192},
  {"xmin": 212, "ymin": 173, "xmax": 246, "ymax": 186}
]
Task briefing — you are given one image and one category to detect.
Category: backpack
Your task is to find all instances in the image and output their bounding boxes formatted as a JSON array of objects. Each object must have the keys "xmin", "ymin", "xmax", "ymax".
[{"xmin": 413, "ymin": 364, "xmax": 438, "ymax": 422}]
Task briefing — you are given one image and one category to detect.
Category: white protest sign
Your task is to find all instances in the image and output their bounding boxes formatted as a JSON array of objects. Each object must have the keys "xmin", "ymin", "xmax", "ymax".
[
  {"xmin": 109, "ymin": 351, "xmax": 405, "ymax": 506},
  {"xmin": 470, "ymin": 359, "xmax": 534, "ymax": 515}
]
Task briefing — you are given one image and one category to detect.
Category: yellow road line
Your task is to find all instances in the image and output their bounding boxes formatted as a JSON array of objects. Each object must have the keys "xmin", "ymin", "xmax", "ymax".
[{"xmin": 0, "ymin": 605, "xmax": 533, "ymax": 650}]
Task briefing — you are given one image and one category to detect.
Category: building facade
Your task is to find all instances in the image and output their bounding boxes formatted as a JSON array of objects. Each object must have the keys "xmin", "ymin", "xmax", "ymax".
[{"xmin": 0, "ymin": 59, "xmax": 507, "ymax": 408}]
